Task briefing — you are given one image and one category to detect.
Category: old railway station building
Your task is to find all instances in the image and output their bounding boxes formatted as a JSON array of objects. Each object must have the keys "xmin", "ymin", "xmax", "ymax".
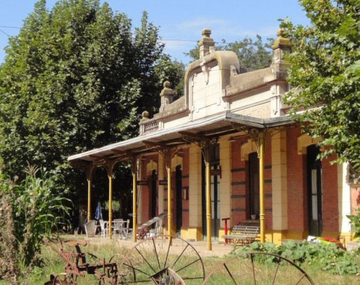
[{"xmin": 68, "ymin": 29, "xmax": 356, "ymax": 249}]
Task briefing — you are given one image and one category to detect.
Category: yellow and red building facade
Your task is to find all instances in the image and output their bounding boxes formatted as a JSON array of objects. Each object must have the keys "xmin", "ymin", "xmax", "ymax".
[{"xmin": 68, "ymin": 29, "xmax": 355, "ymax": 248}]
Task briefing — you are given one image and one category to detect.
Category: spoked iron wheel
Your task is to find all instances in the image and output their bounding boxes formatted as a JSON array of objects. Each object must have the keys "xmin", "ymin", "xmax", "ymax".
[
  {"xmin": 122, "ymin": 235, "xmax": 205, "ymax": 284},
  {"xmin": 202, "ymin": 252, "xmax": 315, "ymax": 285},
  {"xmin": 108, "ymin": 254, "xmax": 132, "ymax": 285}
]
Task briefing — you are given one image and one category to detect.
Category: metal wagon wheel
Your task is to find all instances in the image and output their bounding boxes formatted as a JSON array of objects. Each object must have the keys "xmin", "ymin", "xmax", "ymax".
[
  {"xmin": 202, "ymin": 252, "xmax": 315, "ymax": 285},
  {"xmin": 121, "ymin": 235, "xmax": 205, "ymax": 284},
  {"xmin": 107, "ymin": 254, "xmax": 133, "ymax": 285}
]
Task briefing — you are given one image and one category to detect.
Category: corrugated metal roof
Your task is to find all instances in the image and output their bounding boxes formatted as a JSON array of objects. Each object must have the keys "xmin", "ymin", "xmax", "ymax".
[{"xmin": 67, "ymin": 111, "xmax": 293, "ymax": 164}]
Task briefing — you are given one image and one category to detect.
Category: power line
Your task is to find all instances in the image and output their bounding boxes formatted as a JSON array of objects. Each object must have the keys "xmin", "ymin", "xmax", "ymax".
[
  {"xmin": 159, "ymin": 38, "xmax": 198, "ymax": 43},
  {"xmin": 0, "ymin": 26, "xmax": 200, "ymax": 43},
  {"xmin": 0, "ymin": 26, "xmax": 214, "ymax": 44},
  {"xmin": 0, "ymin": 25, "xmax": 21, "ymax": 29},
  {"xmin": 0, "ymin": 29, "xmax": 10, "ymax": 37},
  {"xmin": 159, "ymin": 38, "xmax": 220, "ymax": 44}
]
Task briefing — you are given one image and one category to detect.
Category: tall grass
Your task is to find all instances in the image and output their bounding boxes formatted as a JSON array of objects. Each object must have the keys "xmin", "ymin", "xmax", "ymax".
[
  {"xmin": 0, "ymin": 166, "xmax": 71, "ymax": 285},
  {"xmin": 22, "ymin": 237, "xmax": 360, "ymax": 285}
]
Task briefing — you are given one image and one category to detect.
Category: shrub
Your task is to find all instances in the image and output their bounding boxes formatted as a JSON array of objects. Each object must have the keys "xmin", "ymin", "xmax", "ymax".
[
  {"xmin": 232, "ymin": 241, "xmax": 360, "ymax": 275},
  {"xmin": 347, "ymin": 209, "xmax": 360, "ymax": 239}
]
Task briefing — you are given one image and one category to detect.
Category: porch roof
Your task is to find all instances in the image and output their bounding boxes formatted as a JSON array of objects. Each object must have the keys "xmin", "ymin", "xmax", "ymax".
[{"xmin": 67, "ymin": 111, "xmax": 293, "ymax": 165}]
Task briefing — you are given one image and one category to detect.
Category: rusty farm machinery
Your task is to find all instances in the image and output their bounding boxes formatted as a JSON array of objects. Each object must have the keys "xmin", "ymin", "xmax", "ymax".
[{"xmin": 43, "ymin": 236, "xmax": 315, "ymax": 285}]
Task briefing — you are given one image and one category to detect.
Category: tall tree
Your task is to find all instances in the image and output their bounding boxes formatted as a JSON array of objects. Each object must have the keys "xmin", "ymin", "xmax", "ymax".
[
  {"xmin": 185, "ymin": 35, "xmax": 274, "ymax": 73},
  {"xmin": 0, "ymin": 0, "xmax": 182, "ymax": 206},
  {"xmin": 220, "ymin": 35, "xmax": 274, "ymax": 72},
  {"xmin": 281, "ymin": 0, "xmax": 360, "ymax": 170}
]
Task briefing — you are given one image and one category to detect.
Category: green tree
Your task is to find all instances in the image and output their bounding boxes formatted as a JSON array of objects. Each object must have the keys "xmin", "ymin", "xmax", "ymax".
[
  {"xmin": 185, "ymin": 35, "xmax": 273, "ymax": 73},
  {"xmin": 220, "ymin": 35, "xmax": 274, "ymax": 72},
  {"xmin": 0, "ymin": 0, "xmax": 183, "ymax": 209},
  {"xmin": 281, "ymin": 0, "xmax": 360, "ymax": 170}
]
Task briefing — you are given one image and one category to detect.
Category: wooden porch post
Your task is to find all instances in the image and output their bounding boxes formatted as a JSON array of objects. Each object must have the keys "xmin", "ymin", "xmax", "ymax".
[
  {"xmin": 161, "ymin": 148, "xmax": 176, "ymax": 241},
  {"xmin": 165, "ymin": 151, "xmax": 173, "ymax": 240},
  {"xmin": 107, "ymin": 162, "xmax": 116, "ymax": 239},
  {"xmin": 157, "ymin": 147, "xmax": 177, "ymax": 242},
  {"xmin": 203, "ymin": 142, "xmax": 212, "ymax": 251},
  {"xmin": 131, "ymin": 156, "xmax": 138, "ymax": 242},
  {"xmin": 86, "ymin": 166, "xmax": 95, "ymax": 222},
  {"xmin": 259, "ymin": 131, "xmax": 265, "ymax": 243}
]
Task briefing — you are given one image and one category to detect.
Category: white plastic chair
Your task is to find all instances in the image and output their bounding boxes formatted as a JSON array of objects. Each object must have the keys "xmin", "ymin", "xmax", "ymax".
[
  {"xmin": 113, "ymin": 219, "xmax": 124, "ymax": 236},
  {"xmin": 84, "ymin": 220, "xmax": 96, "ymax": 237},
  {"xmin": 99, "ymin": 219, "xmax": 109, "ymax": 237},
  {"xmin": 122, "ymin": 219, "xmax": 130, "ymax": 239}
]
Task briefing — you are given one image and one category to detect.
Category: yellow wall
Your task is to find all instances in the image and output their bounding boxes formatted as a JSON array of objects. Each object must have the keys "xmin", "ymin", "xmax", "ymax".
[
  {"xmin": 219, "ymin": 137, "xmax": 232, "ymax": 228},
  {"xmin": 189, "ymin": 145, "xmax": 203, "ymax": 229},
  {"xmin": 181, "ymin": 227, "xmax": 203, "ymax": 241},
  {"xmin": 271, "ymin": 129, "xmax": 288, "ymax": 230}
]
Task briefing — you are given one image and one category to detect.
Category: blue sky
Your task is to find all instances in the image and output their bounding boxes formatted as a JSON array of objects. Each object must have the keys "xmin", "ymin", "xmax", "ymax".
[{"xmin": 0, "ymin": 0, "xmax": 309, "ymax": 65}]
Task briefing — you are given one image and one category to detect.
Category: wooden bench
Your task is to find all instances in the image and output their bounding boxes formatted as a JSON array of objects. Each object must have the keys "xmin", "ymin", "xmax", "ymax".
[{"xmin": 222, "ymin": 225, "xmax": 259, "ymax": 245}]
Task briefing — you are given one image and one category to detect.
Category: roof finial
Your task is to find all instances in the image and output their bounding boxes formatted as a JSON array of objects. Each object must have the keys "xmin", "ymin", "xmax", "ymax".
[
  {"xmin": 272, "ymin": 28, "xmax": 292, "ymax": 49},
  {"xmin": 159, "ymin": 81, "xmax": 175, "ymax": 112},
  {"xmin": 271, "ymin": 27, "xmax": 292, "ymax": 77},
  {"xmin": 198, "ymin": 28, "xmax": 215, "ymax": 59}
]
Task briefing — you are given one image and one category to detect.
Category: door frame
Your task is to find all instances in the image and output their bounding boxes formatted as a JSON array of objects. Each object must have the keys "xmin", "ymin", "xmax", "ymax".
[
  {"xmin": 175, "ymin": 165, "xmax": 183, "ymax": 235},
  {"xmin": 307, "ymin": 145, "xmax": 323, "ymax": 236},
  {"xmin": 248, "ymin": 152, "xmax": 260, "ymax": 220}
]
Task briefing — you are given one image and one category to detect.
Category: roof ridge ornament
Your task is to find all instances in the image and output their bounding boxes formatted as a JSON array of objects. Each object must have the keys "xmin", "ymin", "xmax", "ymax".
[
  {"xmin": 198, "ymin": 28, "xmax": 215, "ymax": 84},
  {"xmin": 198, "ymin": 28, "xmax": 215, "ymax": 60},
  {"xmin": 272, "ymin": 28, "xmax": 292, "ymax": 49},
  {"xmin": 271, "ymin": 28, "xmax": 292, "ymax": 78},
  {"xmin": 159, "ymin": 81, "xmax": 176, "ymax": 112}
]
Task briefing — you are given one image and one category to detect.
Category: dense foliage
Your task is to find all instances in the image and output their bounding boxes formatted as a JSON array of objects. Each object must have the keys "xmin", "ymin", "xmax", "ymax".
[
  {"xmin": 0, "ymin": 0, "xmax": 184, "ymax": 213},
  {"xmin": 281, "ymin": 0, "xmax": 360, "ymax": 170},
  {"xmin": 234, "ymin": 241, "xmax": 360, "ymax": 275},
  {"xmin": 347, "ymin": 209, "xmax": 360, "ymax": 238},
  {"xmin": 0, "ymin": 166, "xmax": 70, "ymax": 284},
  {"xmin": 185, "ymin": 35, "xmax": 274, "ymax": 73}
]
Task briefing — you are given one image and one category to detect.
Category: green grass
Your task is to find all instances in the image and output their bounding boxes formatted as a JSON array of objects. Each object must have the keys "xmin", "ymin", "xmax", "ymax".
[
  {"xmin": 1, "ymin": 236, "xmax": 360, "ymax": 284},
  {"xmin": 201, "ymin": 255, "xmax": 359, "ymax": 285}
]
